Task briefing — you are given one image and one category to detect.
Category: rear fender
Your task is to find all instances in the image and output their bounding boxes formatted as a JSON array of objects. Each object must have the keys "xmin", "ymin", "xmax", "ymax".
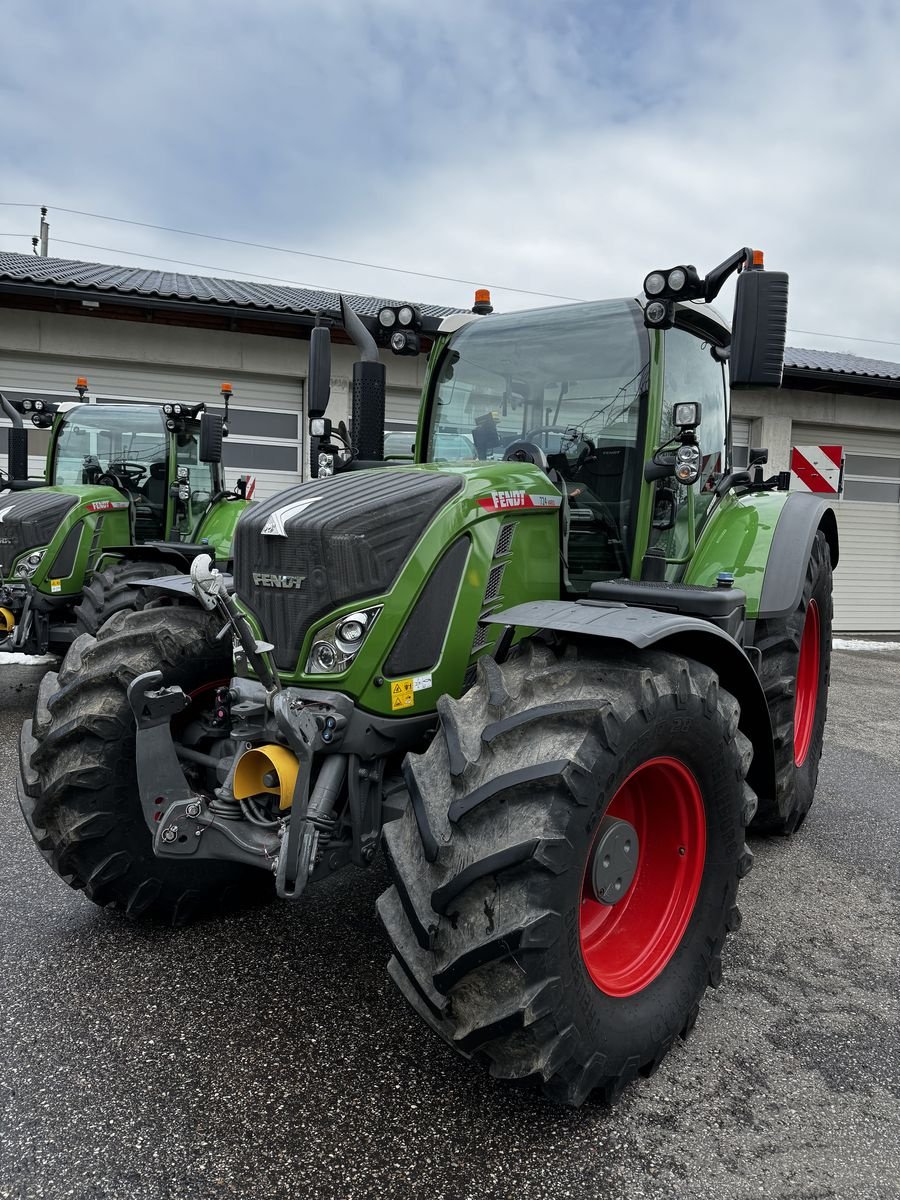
[
  {"xmin": 484, "ymin": 600, "xmax": 776, "ymax": 806},
  {"xmin": 685, "ymin": 490, "xmax": 838, "ymax": 621}
]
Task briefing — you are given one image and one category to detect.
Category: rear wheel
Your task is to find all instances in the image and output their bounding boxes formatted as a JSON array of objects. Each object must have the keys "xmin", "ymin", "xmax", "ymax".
[
  {"xmin": 751, "ymin": 530, "xmax": 833, "ymax": 835},
  {"xmin": 378, "ymin": 641, "xmax": 756, "ymax": 1106},
  {"xmin": 18, "ymin": 606, "xmax": 274, "ymax": 924},
  {"xmin": 73, "ymin": 559, "xmax": 180, "ymax": 636}
]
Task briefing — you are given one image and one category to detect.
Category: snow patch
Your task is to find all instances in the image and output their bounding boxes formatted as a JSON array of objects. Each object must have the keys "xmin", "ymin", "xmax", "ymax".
[
  {"xmin": 833, "ymin": 638, "xmax": 900, "ymax": 653},
  {"xmin": 1, "ymin": 652, "xmax": 58, "ymax": 665}
]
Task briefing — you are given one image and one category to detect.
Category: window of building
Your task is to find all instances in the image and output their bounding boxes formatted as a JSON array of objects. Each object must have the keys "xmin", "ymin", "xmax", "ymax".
[{"xmin": 841, "ymin": 452, "xmax": 900, "ymax": 503}]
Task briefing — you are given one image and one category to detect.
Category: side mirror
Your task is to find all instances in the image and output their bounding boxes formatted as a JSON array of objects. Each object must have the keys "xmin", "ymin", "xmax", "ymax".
[
  {"xmin": 199, "ymin": 412, "xmax": 224, "ymax": 463},
  {"xmin": 308, "ymin": 325, "xmax": 332, "ymax": 420},
  {"xmin": 730, "ymin": 268, "xmax": 788, "ymax": 388}
]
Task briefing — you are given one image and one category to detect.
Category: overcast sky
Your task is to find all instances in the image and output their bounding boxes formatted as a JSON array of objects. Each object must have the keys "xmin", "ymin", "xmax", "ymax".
[{"xmin": 1, "ymin": 0, "xmax": 899, "ymax": 360}]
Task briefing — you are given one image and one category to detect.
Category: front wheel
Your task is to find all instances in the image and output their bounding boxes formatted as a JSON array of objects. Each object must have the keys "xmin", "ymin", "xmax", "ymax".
[
  {"xmin": 378, "ymin": 641, "xmax": 756, "ymax": 1106},
  {"xmin": 18, "ymin": 606, "xmax": 275, "ymax": 924}
]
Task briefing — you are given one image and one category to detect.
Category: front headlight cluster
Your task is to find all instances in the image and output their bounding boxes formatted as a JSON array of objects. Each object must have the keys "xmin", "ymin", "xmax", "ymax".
[
  {"xmin": 15, "ymin": 550, "xmax": 45, "ymax": 579},
  {"xmin": 306, "ymin": 606, "xmax": 382, "ymax": 675}
]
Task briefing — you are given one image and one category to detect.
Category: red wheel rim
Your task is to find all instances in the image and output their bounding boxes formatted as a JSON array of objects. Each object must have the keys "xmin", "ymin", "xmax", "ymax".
[
  {"xmin": 793, "ymin": 599, "xmax": 820, "ymax": 767},
  {"xmin": 579, "ymin": 757, "xmax": 706, "ymax": 998}
]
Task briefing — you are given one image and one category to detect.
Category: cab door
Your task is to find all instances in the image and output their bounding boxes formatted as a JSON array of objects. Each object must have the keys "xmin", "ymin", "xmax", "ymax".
[{"xmin": 650, "ymin": 322, "xmax": 728, "ymax": 566}]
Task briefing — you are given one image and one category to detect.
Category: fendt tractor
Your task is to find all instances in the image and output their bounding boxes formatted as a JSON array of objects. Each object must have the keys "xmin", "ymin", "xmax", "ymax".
[
  {"xmin": 18, "ymin": 249, "xmax": 837, "ymax": 1107},
  {"xmin": 0, "ymin": 381, "xmax": 251, "ymax": 654}
]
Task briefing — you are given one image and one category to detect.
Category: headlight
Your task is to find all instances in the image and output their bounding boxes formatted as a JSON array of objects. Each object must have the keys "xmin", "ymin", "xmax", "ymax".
[
  {"xmin": 674, "ymin": 443, "xmax": 701, "ymax": 484},
  {"xmin": 397, "ymin": 305, "xmax": 414, "ymax": 327},
  {"xmin": 318, "ymin": 451, "xmax": 335, "ymax": 478},
  {"xmin": 667, "ymin": 268, "xmax": 686, "ymax": 291},
  {"xmin": 644, "ymin": 272, "xmax": 666, "ymax": 296},
  {"xmin": 305, "ymin": 606, "xmax": 382, "ymax": 674},
  {"xmin": 16, "ymin": 549, "xmax": 45, "ymax": 579},
  {"xmin": 378, "ymin": 307, "xmax": 397, "ymax": 328}
]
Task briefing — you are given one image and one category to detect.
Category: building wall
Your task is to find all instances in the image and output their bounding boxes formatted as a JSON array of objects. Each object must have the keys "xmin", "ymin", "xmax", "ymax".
[
  {"xmin": 733, "ymin": 385, "xmax": 900, "ymax": 472},
  {"xmin": 0, "ymin": 308, "xmax": 432, "ymax": 492}
]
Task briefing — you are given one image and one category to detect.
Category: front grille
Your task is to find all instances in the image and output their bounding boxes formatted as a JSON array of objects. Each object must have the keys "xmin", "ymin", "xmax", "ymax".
[
  {"xmin": 234, "ymin": 469, "xmax": 463, "ymax": 671},
  {"xmin": 0, "ymin": 491, "xmax": 78, "ymax": 578}
]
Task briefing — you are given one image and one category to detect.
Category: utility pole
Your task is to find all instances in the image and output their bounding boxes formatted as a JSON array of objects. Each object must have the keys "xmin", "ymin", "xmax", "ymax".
[{"xmin": 34, "ymin": 207, "xmax": 49, "ymax": 256}]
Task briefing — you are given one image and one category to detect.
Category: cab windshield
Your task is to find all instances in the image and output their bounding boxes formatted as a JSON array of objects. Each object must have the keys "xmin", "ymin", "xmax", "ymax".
[
  {"xmin": 425, "ymin": 299, "xmax": 649, "ymax": 582},
  {"xmin": 52, "ymin": 404, "xmax": 168, "ymax": 487}
]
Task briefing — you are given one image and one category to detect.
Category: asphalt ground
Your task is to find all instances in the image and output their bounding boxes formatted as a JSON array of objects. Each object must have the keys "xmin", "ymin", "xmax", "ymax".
[{"xmin": 1, "ymin": 649, "xmax": 898, "ymax": 1200}]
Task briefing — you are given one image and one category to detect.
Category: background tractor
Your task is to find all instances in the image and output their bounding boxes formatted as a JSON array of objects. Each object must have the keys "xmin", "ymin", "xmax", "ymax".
[
  {"xmin": 18, "ymin": 249, "xmax": 837, "ymax": 1106},
  {"xmin": 0, "ymin": 381, "xmax": 252, "ymax": 654}
]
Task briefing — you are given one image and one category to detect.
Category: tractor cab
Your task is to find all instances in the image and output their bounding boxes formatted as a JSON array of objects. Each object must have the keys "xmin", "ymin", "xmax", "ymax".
[
  {"xmin": 49, "ymin": 400, "xmax": 224, "ymax": 543},
  {"xmin": 419, "ymin": 295, "xmax": 732, "ymax": 587},
  {"xmin": 0, "ymin": 381, "xmax": 247, "ymax": 655}
]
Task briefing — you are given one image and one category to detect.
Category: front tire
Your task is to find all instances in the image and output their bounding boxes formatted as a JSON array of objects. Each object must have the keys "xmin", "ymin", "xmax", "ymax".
[
  {"xmin": 73, "ymin": 559, "xmax": 180, "ymax": 636},
  {"xmin": 18, "ymin": 606, "xmax": 274, "ymax": 924},
  {"xmin": 378, "ymin": 641, "xmax": 756, "ymax": 1106},
  {"xmin": 751, "ymin": 530, "xmax": 833, "ymax": 835}
]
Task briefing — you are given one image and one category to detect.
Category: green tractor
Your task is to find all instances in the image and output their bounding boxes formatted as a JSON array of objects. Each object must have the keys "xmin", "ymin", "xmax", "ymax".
[
  {"xmin": 18, "ymin": 250, "xmax": 837, "ymax": 1106},
  {"xmin": 0, "ymin": 380, "xmax": 251, "ymax": 654}
]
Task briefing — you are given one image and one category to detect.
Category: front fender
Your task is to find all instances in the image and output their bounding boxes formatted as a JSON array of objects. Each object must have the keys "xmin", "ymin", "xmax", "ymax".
[{"xmin": 484, "ymin": 599, "xmax": 776, "ymax": 808}]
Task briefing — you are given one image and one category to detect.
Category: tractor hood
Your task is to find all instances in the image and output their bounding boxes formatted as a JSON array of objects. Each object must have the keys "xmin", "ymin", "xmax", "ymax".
[
  {"xmin": 234, "ymin": 469, "xmax": 464, "ymax": 672},
  {"xmin": 0, "ymin": 485, "xmax": 128, "ymax": 582},
  {"xmin": 232, "ymin": 462, "xmax": 564, "ymax": 703}
]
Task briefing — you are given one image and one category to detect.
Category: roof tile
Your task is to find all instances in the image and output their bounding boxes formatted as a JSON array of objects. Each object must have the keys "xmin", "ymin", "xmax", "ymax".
[{"xmin": 0, "ymin": 250, "xmax": 464, "ymax": 319}]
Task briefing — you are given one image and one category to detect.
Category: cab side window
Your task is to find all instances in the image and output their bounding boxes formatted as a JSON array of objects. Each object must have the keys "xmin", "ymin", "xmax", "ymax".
[{"xmin": 662, "ymin": 327, "xmax": 727, "ymax": 524}]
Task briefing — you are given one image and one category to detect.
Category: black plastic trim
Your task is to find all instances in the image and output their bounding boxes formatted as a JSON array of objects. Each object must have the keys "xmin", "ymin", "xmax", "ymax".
[{"xmin": 47, "ymin": 522, "xmax": 82, "ymax": 579}]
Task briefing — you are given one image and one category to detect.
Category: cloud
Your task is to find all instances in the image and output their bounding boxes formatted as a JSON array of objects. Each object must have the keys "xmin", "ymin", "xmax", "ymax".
[{"xmin": 0, "ymin": 0, "xmax": 898, "ymax": 358}]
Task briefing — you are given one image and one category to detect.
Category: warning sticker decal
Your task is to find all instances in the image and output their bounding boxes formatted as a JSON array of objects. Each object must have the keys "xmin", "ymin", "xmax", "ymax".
[
  {"xmin": 390, "ymin": 678, "xmax": 415, "ymax": 710},
  {"xmin": 50, "ymin": 579, "xmax": 62, "ymax": 593}
]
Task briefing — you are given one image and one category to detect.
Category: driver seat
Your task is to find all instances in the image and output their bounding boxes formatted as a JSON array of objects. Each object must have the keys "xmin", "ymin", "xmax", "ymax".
[
  {"xmin": 572, "ymin": 445, "xmax": 634, "ymax": 522},
  {"xmin": 135, "ymin": 462, "xmax": 168, "ymax": 540}
]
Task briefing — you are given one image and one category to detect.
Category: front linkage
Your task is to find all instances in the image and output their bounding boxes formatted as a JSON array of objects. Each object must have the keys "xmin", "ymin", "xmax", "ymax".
[{"xmin": 127, "ymin": 555, "xmax": 406, "ymax": 900}]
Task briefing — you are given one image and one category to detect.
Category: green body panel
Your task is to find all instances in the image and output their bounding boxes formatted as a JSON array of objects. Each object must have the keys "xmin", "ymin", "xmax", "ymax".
[
  {"xmin": 194, "ymin": 497, "xmax": 252, "ymax": 559},
  {"xmin": 6, "ymin": 485, "xmax": 132, "ymax": 596},
  {"xmin": 682, "ymin": 489, "xmax": 790, "ymax": 617},
  {"xmin": 243, "ymin": 461, "xmax": 561, "ymax": 717},
  {"xmin": 629, "ymin": 328, "xmax": 664, "ymax": 579}
]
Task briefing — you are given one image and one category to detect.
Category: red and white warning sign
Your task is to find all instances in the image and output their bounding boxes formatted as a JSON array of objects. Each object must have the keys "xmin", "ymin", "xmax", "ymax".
[{"xmin": 790, "ymin": 445, "xmax": 843, "ymax": 494}]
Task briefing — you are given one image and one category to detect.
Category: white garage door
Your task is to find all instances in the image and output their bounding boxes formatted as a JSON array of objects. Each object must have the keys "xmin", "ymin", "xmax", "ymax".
[
  {"xmin": 793, "ymin": 422, "xmax": 900, "ymax": 632},
  {"xmin": 0, "ymin": 353, "xmax": 303, "ymax": 502}
]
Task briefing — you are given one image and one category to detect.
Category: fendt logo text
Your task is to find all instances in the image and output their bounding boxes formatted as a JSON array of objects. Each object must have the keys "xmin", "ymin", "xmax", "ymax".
[{"xmin": 252, "ymin": 572, "xmax": 305, "ymax": 589}]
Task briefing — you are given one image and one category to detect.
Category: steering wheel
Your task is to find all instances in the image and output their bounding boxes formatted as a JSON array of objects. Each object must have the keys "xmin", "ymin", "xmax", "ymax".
[
  {"xmin": 108, "ymin": 461, "xmax": 148, "ymax": 485},
  {"xmin": 502, "ymin": 440, "xmax": 550, "ymax": 470},
  {"xmin": 522, "ymin": 425, "xmax": 592, "ymax": 455}
]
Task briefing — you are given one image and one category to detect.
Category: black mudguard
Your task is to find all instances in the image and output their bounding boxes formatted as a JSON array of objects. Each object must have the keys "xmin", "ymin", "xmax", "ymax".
[
  {"xmin": 484, "ymin": 600, "xmax": 776, "ymax": 808},
  {"xmin": 758, "ymin": 493, "xmax": 839, "ymax": 621}
]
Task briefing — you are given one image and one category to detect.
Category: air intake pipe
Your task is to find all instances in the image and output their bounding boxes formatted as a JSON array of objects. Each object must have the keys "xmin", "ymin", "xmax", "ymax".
[
  {"xmin": 0, "ymin": 391, "xmax": 29, "ymax": 481},
  {"xmin": 340, "ymin": 297, "xmax": 385, "ymax": 462}
]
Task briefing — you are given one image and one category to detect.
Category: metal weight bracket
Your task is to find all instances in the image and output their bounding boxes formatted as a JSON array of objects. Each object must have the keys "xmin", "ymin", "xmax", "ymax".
[{"xmin": 127, "ymin": 670, "xmax": 281, "ymax": 871}]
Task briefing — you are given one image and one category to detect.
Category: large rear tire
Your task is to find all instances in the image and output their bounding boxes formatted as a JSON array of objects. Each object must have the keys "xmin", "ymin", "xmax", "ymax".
[
  {"xmin": 751, "ymin": 530, "xmax": 833, "ymax": 835},
  {"xmin": 73, "ymin": 560, "xmax": 180, "ymax": 636},
  {"xmin": 378, "ymin": 641, "xmax": 756, "ymax": 1106},
  {"xmin": 18, "ymin": 606, "xmax": 275, "ymax": 924}
]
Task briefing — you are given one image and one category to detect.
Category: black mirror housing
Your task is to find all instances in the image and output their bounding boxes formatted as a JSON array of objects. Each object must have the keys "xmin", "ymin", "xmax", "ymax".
[
  {"xmin": 307, "ymin": 325, "xmax": 332, "ymax": 419},
  {"xmin": 730, "ymin": 268, "xmax": 788, "ymax": 388},
  {"xmin": 198, "ymin": 412, "xmax": 224, "ymax": 463}
]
